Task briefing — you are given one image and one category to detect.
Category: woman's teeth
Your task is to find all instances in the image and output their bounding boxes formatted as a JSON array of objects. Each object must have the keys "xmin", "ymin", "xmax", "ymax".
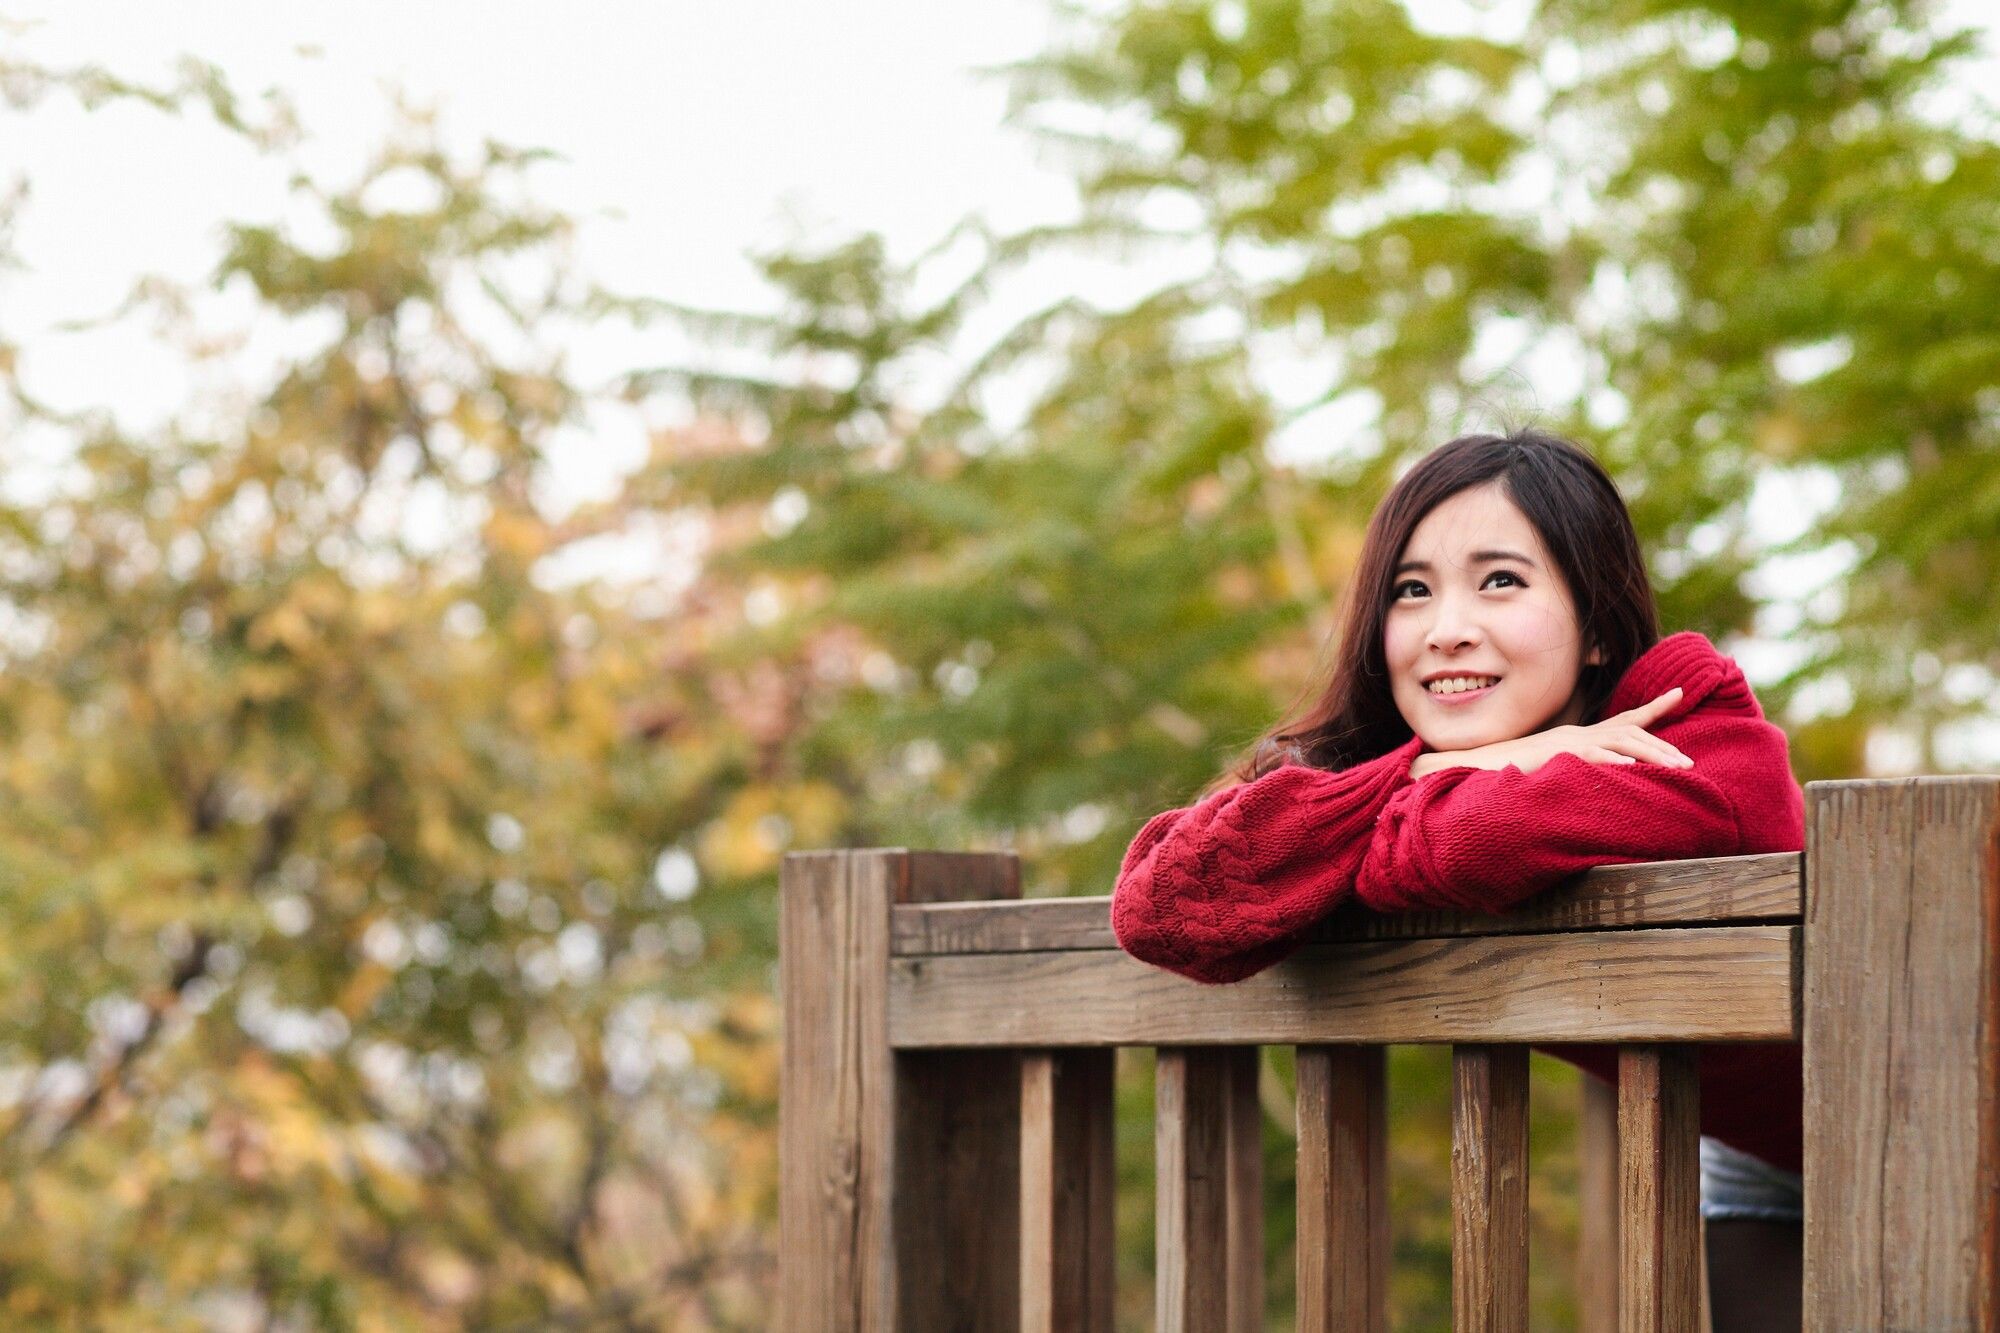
[{"xmin": 1427, "ymin": 676, "xmax": 1499, "ymax": 696}]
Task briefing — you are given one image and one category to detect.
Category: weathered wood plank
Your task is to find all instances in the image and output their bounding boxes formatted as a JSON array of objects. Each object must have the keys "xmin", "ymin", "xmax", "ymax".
[
  {"xmin": 1577, "ymin": 1072, "xmax": 1620, "ymax": 1333},
  {"xmin": 1157, "ymin": 1048, "xmax": 1262, "ymax": 1332},
  {"xmin": 1296, "ymin": 1045, "xmax": 1388, "ymax": 1333},
  {"xmin": 895, "ymin": 1048, "xmax": 1021, "ymax": 1330},
  {"xmin": 895, "ymin": 851, "xmax": 1023, "ymax": 1333},
  {"xmin": 1696, "ymin": 1216, "xmax": 1712, "ymax": 1333},
  {"xmin": 778, "ymin": 849, "xmax": 1022, "ymax": 1333},
  {"xmin": 889, "ymin": 927, "xmax": 1799, "ymax": 1048},
  {"xmin": 1020, "ymin": 1050, "xmax": 1115, "ymax": 1333},
  {"xmin": 888, "ymin": 852, "xmax": 1801, "ymax": 956},
  {"xmin": 1803, "ymin": 777, "xmax": 2000, "ymax": 1332},
  {"xmin": 895, "ymin": 895, "xmax": 1118, "ymax": 955},
  {"xmin": 779, "ymin": 850, "xmax": 893, "ymax": 1332},
  {"xmin": 1452, "ymin": 1045, "xmax": 1529, "ymax": 1333},
  {"xmin": 1224, "ymin": 1047, "xmax": 1264, "ymax": 1332},
  {"xmin": 1617, "ymin": 1045, "xmax": 1700, "ymax": 1333}
]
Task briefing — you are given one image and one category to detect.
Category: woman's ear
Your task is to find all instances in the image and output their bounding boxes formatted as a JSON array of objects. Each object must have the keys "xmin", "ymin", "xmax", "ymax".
[{"xmin": 1584, "ymin": 640, "xmax": 1604, "ymax": 667}]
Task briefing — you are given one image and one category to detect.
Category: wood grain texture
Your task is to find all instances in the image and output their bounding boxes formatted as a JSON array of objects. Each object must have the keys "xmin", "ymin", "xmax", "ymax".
[
  {"xmin": 1452, "ymin": 1045, "xmax": 1529, "ymax": 1333},
  {"xmin": 1696, "ymin": 1216, "xmax": 1712, "ymax": 1333},
  {"xmin": 1224, "ymin": 1046, "xmax": 1263, "ymax": 1333},
  {"xmin": 778, "ymin": 850, "xmax": 890, "ymax": 1332},
  {"xmin": 777, "ymin": 849, "xmax": 1022, "ymax": 1333},
  {"xmin": 1577, "ymin": 1072, "xmax": 1620, "ymax": 1333},
  {"xmin": 889, "ymin": 927, "xmax": 1799, "ymax": 1048},
  {"xmin": 1296, "ymin": 1046, "xmax": 1389, "ymax": 1333},
  {"xmin": 1617, "ymin": 1045, "xmax": 1700, "ymax": 1333},
  {"xmin": 1156, "ymin": 1048, "xmax": 1263, "ymax": 1332},
  {"xmin": 1020, "ymin": 1050, "xmax": 1115, "ymax": 1333},
  {"xmin": 894, "ymin": 1048, "xmax": 1022, "ymax": 1331},
  {"xmin": 888, "ymin": 852, "xmax": 1801, "ymax": 955},
  {"xmin": 1802, "ymin": 777, "xmax": 2000, "ymax": 1332},
  {"xmin": 896, "ymin": 896, "xmax": 1119, "ymax": 955}
]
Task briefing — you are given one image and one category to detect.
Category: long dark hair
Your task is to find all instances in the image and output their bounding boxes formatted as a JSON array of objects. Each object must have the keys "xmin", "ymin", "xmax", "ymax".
[{"xmin": 1207, "ymin": 429, "xmax": 1659, "ymax": 796}]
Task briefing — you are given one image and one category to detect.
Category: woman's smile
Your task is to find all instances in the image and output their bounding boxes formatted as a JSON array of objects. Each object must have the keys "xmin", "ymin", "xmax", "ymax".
[{"xmin": 1424, "ymin": 677, "xmax": 1500, "ymax": 706}]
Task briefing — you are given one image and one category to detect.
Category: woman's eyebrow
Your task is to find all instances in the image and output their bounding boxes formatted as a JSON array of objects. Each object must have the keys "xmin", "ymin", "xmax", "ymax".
[{"xmin": 1393, "ymin": 549, "xmax": 1539, "ymax": 575}]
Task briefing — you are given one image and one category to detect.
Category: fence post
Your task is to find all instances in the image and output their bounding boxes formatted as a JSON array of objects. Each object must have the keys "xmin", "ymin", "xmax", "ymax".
[
  {"xmin": 1803, "ymin": 776, "xmax": 2000, "ymax": 1329},
  {"xmin": 778, "ymin": 848, "xmax": 1023, "ymax": 1332}
]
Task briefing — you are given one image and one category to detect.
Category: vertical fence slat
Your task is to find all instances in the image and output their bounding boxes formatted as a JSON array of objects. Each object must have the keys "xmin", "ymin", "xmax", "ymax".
[
  {"xmin": 1156, "ymin": 1046, "xmax": 1262, "ymax": 1332},
  {"xmin": 1225, "ymin": 1046, "xmax": 1263, "ymax": 1332},
  {"xmin": 1696, "ymin": 1216, "xmax": 1712, "ymax": 1333},
  {"xmin": 1617, "ymin": 1044, "xmax": 1700, "ymax": 1333},
  {"xmin": 1296, "ymin": 1045, "xmax": 1388, "ymax": 1333},
  {"xmin": 1452, "ymin": 1044, "xmax": 1530, "ymax": 1333},
  {"xmin": 896, "ymin": 1047, "xmax": 1022, "ymax": 1329},
  {"xmin": 778, "ymin": 849, "xmax": 1022, "ymax": 1332},
  {"xmin": 1156, "ymin": 1048, "xmax": 1226, "ymax": 1333},
  {"xmin": 1804, "ymin": 777, "xmax": 2000, "ymax": 1331},
  {"xmin": 1578, "ymin": 1072, "xmax": 1620, "ymax": 1333},
  {"xmin": 1021, "ymin": 1050, "xmax": 1115, "ymax": 1333}
]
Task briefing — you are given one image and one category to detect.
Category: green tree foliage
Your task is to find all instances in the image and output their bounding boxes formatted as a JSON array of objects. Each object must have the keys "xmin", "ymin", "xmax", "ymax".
[
  {"xmin": 0, "ymin": 72, "xmax": 775, "ymax": 1328},
  {"xmin": 1001, "ymin": 0, "xmax": 2000, "ymax": 779},
  {"xmin": 646, "ymin": 2, "xmax": 1996, "ymax": 1326}
]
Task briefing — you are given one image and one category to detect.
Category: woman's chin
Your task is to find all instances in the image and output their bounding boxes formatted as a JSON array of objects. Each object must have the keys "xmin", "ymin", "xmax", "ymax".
[{"xmin": 1422, "ymin": 723, "xmax": 1504, "ymax": 752}]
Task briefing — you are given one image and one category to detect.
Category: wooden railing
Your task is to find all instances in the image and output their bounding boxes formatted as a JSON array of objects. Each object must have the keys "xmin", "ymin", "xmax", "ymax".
[{"xmin": 777, "ymin": 777, "xmax": 2000, "ymax": 1330}]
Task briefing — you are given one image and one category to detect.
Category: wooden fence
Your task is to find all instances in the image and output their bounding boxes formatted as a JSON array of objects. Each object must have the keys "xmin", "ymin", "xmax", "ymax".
[{"xmin": 777, "ymin": 777, "xmax": 1999, "ymax": 1330}]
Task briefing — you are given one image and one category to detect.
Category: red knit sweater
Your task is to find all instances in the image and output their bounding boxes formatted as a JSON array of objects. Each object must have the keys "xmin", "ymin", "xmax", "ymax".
[{"xmin": 1112, "ymin": 631, "xmax": 1807, "ymax": 1172}]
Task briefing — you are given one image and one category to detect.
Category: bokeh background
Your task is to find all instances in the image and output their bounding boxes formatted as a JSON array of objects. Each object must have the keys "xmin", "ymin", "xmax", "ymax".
[{"xmin": 1, "ymin": 0, "xmax": 1996, "ymax": 1327}]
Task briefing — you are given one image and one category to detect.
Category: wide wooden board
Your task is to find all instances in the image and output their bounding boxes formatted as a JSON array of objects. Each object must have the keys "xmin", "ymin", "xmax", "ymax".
[
  {"xmin": 1803, "ymin": 778, "xmax": 2000, "ymax": 1331},
  {"xmin": 890, "ymin": 853, "xmax": 1800, "ymax": 956},
  {"xmin": 889, "ymin": 926, "xmax": 1799, "ymax": 1048}
]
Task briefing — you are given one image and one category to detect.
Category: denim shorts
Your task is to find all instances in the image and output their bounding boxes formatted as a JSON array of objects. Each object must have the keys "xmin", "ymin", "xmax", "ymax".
[{"xmin": 1699, "ymin": 1135, "xmax": 1803, "ymax": 1222}]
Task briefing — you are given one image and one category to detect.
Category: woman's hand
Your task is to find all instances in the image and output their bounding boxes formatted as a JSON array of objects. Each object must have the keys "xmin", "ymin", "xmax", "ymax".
[{"xmin": 1409, "ymin": 688, "xmax": 1694, "ymax": 778}]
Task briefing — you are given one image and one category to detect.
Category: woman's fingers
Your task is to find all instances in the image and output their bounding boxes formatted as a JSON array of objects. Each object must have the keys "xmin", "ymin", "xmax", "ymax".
[
  {"xmin": 1613, "ymin": 687, "xmax": 1682, "ymax": 725},
  {"xmin": 1560, "ymin": 688, "xmax": 1698, "ymax": 769},
  {"xmin": 1599, "ymin": 724, "xmax": 1688, "ymax": 765},
  {"xmin": 1626, "ymin": 733, "xmax": 1694, "ymax": 767},
  {"xmin": 1585, "ymin": 742, "xmax": 1692, "ymax": 769},
  {"xmin": 1600, "ymin": 727, "xmax": 1693, "ymax": 768}
]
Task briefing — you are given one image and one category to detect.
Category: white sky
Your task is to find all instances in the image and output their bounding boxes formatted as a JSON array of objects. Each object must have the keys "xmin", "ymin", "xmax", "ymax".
[
  {"xmin": 0, "ymin": 0, "xmax": 1103, "ymax": 508},
  {"xmin": 3, "ymin": 1, "xmax": 1072, "ymax": 321}
]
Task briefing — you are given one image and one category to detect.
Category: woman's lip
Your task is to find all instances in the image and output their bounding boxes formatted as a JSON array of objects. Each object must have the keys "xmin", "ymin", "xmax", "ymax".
[{"xmin": 1425, "ymin": 681, "xmax": 1499, "ymax": 705}]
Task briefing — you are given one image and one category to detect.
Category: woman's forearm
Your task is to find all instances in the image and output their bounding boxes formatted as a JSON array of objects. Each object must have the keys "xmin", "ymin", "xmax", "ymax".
[
  {"xmin": 1409, "ymin": 746, "xmax": 1499, "ymax": 779},
  {"xmin": 1111, "ymin": 737, "xmax": 1425, "ymax": 981}
]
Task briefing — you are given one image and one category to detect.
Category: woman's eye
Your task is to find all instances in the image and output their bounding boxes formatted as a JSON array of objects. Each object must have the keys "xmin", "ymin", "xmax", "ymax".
[
  {"xmin": 1391, "ymin": 580, "xmax": 1427, "ymax": 600},
  {"xmin": 1485, "ymin": 571, "xmax": 1523, "ymax": 589}
]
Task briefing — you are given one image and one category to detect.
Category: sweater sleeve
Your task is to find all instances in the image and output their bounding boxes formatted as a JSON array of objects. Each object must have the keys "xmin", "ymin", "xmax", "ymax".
[
  {"xmin": 1354, "ymin": 634, "xmax": 1804, "ymax": 914},
  {"xmin": 1111, "ymin": 735, "xmax": 1425, "ymax": 984}
]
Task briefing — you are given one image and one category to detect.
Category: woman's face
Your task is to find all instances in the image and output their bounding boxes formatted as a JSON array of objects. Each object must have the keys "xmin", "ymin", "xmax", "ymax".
[{"xmin": 1382, "ymin": 481, "xmax": 1601, "ymax": 753}]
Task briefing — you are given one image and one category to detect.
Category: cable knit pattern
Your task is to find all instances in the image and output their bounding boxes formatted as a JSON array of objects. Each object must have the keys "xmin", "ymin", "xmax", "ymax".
[
  {"xmin": 1110, "ymin": 630, "xmax": 1808, "ymax": 1170},
  {"xmin": 1112, "ymin": 736, "xmax": 1424, "ymax": 983}
]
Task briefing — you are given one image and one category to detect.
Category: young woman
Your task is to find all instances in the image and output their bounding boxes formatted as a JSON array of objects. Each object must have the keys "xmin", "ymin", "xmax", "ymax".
[{"xmin": 1111, "ymin": 429, "xmax": 1805, "ymax": 1328}]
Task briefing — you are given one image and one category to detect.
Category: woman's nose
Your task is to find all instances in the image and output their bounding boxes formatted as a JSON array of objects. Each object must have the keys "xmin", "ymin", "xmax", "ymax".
[{"xmin": 1424, "ymin": 599, "xmax": 1484, "ymax": 652}]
